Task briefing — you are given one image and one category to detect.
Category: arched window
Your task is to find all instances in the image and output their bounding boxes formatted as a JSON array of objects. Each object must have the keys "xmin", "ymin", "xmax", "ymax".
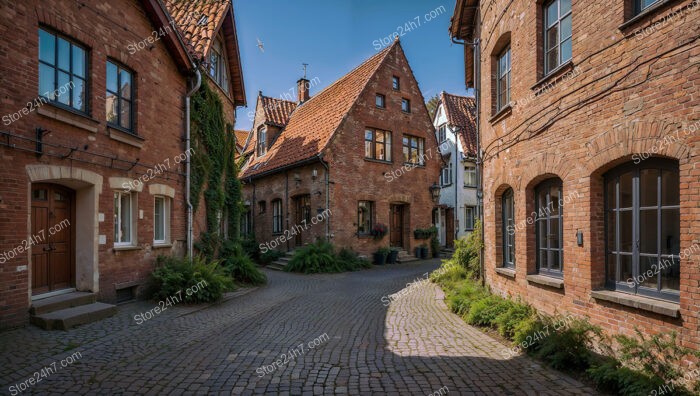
[
  {"xmin": 535, "ymin": 178, "xmax": 564, "ymax": 277},
  {"xmin": 605, "ymin": 159, "xmax": 680, "ymax": 302},
  {"xmin": 502, "ymin": 188, "xmax": 515, "ymax": 269}
]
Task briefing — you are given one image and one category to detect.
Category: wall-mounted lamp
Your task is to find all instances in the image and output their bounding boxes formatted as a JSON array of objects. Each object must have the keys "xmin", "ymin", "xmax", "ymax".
[
  {"xmin": 312, "ymin": 169, "xmax": 318, "ymax": 180},
  {"xmin": 576, "ymin": 230, "xmax": 583, "ymax": 246}
]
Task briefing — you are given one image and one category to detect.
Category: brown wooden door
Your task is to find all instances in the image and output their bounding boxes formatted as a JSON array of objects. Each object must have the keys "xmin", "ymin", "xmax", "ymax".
[
  {"xmin": 31, "ymin": 184, "xmax": 74, "ymax": 295},
  {"xmin": 294, "ymin": 195, "xmax": 311, "ymax": 247},
  {"xmin": 446, "ymin": 208, "xmax": 455, "ymax": 248},
  {"xmin": 390, "ymin": 205, "xmax": 404, "ymax": 248}
]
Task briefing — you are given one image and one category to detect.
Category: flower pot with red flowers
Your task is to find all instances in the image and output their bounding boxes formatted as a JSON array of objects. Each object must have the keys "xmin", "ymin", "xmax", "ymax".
[{"xmin": 371, "ymin": 223, "xmax": 388, "ymax": 240}]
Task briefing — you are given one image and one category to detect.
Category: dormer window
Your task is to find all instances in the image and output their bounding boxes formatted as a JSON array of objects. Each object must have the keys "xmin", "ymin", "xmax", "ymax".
[
  {"xmin": 209, "ymin": 36, "xmax": 230, "ymax": 92},
  {"xmin": 392, "ymin": 76, "xmax": 400, "ymax": 90},
  {"xmin": 257, "ymin": 127, "xmax": 267, "ymax": 156}
]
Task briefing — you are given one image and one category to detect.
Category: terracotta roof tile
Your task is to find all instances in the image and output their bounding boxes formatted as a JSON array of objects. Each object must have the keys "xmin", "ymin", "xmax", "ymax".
[
  {"xmin": 260, "ymin": 96, "xmax": 297, "ymax": 127},
  {"xmin": 234, "ymin": 129, "xmax": 250, "ymax": 150},
  {"xmin": 441, "ymin": 92, "xmax": 477, "ymax": 157},
  {"xmin": 164, "ymin": 0, "xmax": 229, "ymax": 60},
  {"xmin": 241, "ymin": 43, "xmax": 397, "ymax": 179}
]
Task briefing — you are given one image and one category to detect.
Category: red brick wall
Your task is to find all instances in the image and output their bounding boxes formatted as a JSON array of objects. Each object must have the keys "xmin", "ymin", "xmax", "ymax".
[
  {"xmin": 474, "ymin": 0, "xmax": 700, "ymax": 350},
  {"xmin": 0, "ymin": 0, "xmax": 189, "ymax": 328}
]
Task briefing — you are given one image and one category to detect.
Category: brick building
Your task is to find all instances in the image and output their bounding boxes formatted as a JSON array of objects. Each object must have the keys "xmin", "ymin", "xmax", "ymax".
[
  {"xmin": 0, "ymin": 0, "xmax": 245, "ymax": 329},
  {"xmin": 451, "ymin": 0, "xmax": 700, "ymax": 349},
  {"xmin": 240, "ymin": 40, "xmax": 440, "ymax": 256}
]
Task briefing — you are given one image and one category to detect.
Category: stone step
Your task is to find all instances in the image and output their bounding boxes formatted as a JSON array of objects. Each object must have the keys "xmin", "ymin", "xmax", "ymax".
[
  {"xmin": 30, "ymin": 292, "xmax": 96, "ymax": 315},
  {"xmin": 267, "ymin": 262, "xmax": 288, "ymax": 271},
  {"xmin": 31, "ymin": 302, "xmax": 117, "ymax": 330}
]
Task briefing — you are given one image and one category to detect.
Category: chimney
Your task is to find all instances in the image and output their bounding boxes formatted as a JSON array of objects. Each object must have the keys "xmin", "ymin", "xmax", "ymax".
[{"xmin": 297, "ymin": 78, "xmax": 310, "ymax": 104}]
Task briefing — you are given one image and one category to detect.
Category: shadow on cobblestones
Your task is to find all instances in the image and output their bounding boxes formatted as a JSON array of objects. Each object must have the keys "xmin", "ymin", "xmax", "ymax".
[{"xmin": 0, "ymin": 259, "xmax": 599, "ymax": 395}]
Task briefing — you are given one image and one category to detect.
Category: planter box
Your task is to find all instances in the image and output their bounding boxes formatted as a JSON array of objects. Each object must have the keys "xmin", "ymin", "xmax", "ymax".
[
  {"xmin": 387, "ymin": 250, "xmax": 399, "ymax": 264},
  {"xmin": 373, "ymin": 252, "xmax": 388, "ymax": 265}
]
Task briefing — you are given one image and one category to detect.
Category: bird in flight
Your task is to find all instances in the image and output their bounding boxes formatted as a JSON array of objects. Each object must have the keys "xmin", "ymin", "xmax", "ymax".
[{"xmin": 257, "ymin": 38, "xmax": 265, "ymax": 53}]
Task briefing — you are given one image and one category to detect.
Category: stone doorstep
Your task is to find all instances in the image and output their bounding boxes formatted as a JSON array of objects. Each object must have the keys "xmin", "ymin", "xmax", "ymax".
[
  {"xmin": 30, "ymin": 302, "xmax": 117, "ymax": 330},
  {"xmin": 30, "ymin": 291, "xmax": 97, "ymax": 315},
  {"xmin": 590, "ymin": 289, "xmax": 680, "ymax": 318}
]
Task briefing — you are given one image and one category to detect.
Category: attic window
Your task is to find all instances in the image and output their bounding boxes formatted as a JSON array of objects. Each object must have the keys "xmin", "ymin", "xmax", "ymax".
[
  {"xmin": 401, "ymin": 98, "xmax": 411, "ymax": 113},
  {"xmin": 392, "ymin": 76, "xmax": 400, "ymax": 90},
  {"xmin": 209, "ymin": 36, "xmax": 230, "ymax": 92},
  {"xmin": 375, "ymin": 94, "xmax": 385, "ymax": 109},
  {"xmin": 257, "ymin": 127, "xmax": 267, "ymax": 156}
]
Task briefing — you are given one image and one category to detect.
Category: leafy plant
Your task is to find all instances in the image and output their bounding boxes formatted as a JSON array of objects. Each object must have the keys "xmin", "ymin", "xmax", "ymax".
[
  {"xmin": 149, "ymin": 255, "xmax": 233, "ymax": 303},
  {"xmin": 532, "ymin": 317, "xmax": 602, "ymax": 372},
  {"xmin": 219, "ymin": 240, "xmax": 266, "ymax": 285},
  {"xmin": 285, "ymin": 240, "xmax": 339, "ymax": 273},
  {"xmin": 494, "ymin": 301, "xmax": 533, "ymax": 338},
  {"xmin": 414, "ymin": 226, "xmax": 437, "ymax": 239},
  {"xmin": 259, "ymin": 249, "xmax": 285, "ymax": 266},
  {"xmin": 371, "ymin": 223, "xmax": 388, "ymax": 240},
  {"xmin": 337, "ymin": 248, "xmax": 371, "ymax": 271},
  {"xmin": 376, "ymin": 246, "xmax": 391, "ymax": 256},
  {"xmin": 466, "ymin": 295, "xmax": 511, "ymax": 327}
]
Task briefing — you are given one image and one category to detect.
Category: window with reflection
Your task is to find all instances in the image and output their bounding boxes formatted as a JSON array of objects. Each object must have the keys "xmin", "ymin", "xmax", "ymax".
[
  {"xmin": 358, "ymin": 201, "xmax": 374, "ymax": 235},
  {"xmin": 365, "ymin": 129, "xmax": 392, "ymax": 161},
  {"xmin": 272, "ymin": 199, "xmax": 283, "ymax": 234},
  {"xmin": 209, "ymin": 37, "xmax": 229, "ymax": 92},
  {"xmin": 544, "ymin": 0, "xmax": 572, "ymax": 74},
  {"xmin": 502, "ymin": 188, "xmax": 515, "ymax": 269},
  {"xmin": 635, "ymin": 0, "xmax": 660, "ymax": 15},
  {"xmin": 402, "ymin": 135, "xmax": 425, "ymax": 165},
  {"xmin": 38, "ymin": 28, "xmax": 87, "ymax": 112},
  {"xmin": 106, "ymin": 61, "xmax": 134, "ymax": 131},
  {"xmin": 605, "ymin": 159, "xmax": 680, "ymax": 302},
  {"xmin": 535, "ymin": 179, "xmax": 564, "ymax": 277},
  {"xmin": 496, "ymin": 46, "xmax": 511, "ymax": 111}
]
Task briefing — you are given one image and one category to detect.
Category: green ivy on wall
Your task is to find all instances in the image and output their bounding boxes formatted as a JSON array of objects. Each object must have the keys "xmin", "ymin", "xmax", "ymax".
[{"xmin": 190, "ymin": 79, "xmax": 242, "ymax": 259}]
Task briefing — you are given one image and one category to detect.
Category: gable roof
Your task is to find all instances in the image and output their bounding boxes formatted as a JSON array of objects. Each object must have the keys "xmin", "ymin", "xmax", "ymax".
[
  {"xmin": 242, "ymin": 94, "xmax": 298, "ymax": 155},
  {"xmin": 240, "ymin": 42, "xmax": 398, "ymax": 179},
  {"xmin": 234, "ymin": 129, "xmax": 250, "ymax": 152},
  {"xmin": 164, "ymin": 0, "xmax": 246, "ymax": 105},
  {"xmin": 139, "ymin": 0, "xmax": 195, "ymax": 73},
  {"xmin": 440, "ymin": 92, "xmax": 477, "ymax": 157}
]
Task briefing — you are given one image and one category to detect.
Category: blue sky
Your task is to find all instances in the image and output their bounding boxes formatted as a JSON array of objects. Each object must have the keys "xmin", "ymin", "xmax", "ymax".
[{"xmin": 232, "ymin": 0, "xmax": 469, "ymax": 130}]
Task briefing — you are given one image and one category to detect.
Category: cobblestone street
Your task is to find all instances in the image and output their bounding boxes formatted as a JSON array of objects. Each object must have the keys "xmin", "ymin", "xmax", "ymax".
[{"xmin": 1, "ymin": 261, "xmax": 598, "ymax": 395}]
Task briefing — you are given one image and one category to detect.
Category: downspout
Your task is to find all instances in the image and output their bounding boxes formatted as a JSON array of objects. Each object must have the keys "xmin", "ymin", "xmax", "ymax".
[
  {"xmin": 285, "ymin": 170, "xmax": 290, "ymax": 251},
  {"xmin": 318, "ymin": 154, "xmax": 330, "ymax": 241},
  {"xmin": 185, "ymin": 69, "xmax": 202, "ymax": 258},
  {"xmin": 452, "ymin": 32, "xmax": 482, "ymax": 284},
  {"xmin": 453, "ymin": 126, "xmax": 460, "ymax": 245}
]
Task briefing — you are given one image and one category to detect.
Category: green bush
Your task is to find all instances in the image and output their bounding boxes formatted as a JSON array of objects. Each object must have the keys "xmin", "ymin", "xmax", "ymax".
[
  {"xmin": 512, "ymin": 314, "xmax": 550, "ymax": 351},
  {"xmin": 587, "ymin": 359, "xmax": 665, "ymax": 396},
  {"xmin": 259, "ymin": 249, "xmax": 285, "ymax": 266},
  {"xmin": 337, "ymin": 248, "xmax": 371, "ymax": 271},
  {"xmin": 494, "ymin": 301, "xmax": 533, "ymax": 339},
  {"xmin": 219, "ymin": 241, "xmax": 267, "ymax": 285},
  {"xmin": 241, "ymin": 237, "xmax": 260, "ymax": 261},
  {"xmin": 466, "ymin": 295, "xmax": 511, "ymax": 327},
  {"xmin": 285, "ymin": 240, "xmax": 340, "ymax": 274},
  {"xmin": 149, "ymin": 255, "xmax": 233, "ymax": 303},
  {"xmin": 451, "ymin": 220, "xmax": 482, "ymax": 279},
  {"xmin": 532, "ymin": 317, "xmax": 602, "ymax": 372}
]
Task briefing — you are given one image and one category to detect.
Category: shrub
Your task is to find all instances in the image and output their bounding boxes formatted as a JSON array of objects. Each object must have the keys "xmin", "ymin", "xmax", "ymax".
[
  {"xmin": 150, "ymin": 255, "xmax": 233, "ymax": 303},
  {"xmin": 494, "ymin": 301, "xmax": 533, "ymax": 339},
  {"xmin": 532, "ymin": 317, "xmax": 602, "ymax": 372},
  {"xmin": 587, "ymin": 359, "xmax": 665, "ymax": 396},
  {"xmin": 285, "ymin": 240, "xmax": 340, "ymax": 273},
  {"xmin": 219, "ymin": 240, "xmax": 267, "ymax": 285},
  {"xmin": 512, "ymin": 314, "xmax": 550, "ymax": 351},
  {"xmin": 466, "ymin": 295, "xmax": 511, "ymax": 327},
  {"xmin": 337, "ymin": 248, "xmax": 371, "ymax": 271},
  {"xmin": 452, "ymin": 220, "xmax": 482, "ymax": 279},
  {"xmin": 259, "ymin": 249, "xmax": 284, "ymax": 266},
  {"xmin": 241, "ymin": 237, "xmax": 260, "ymax": 261}
]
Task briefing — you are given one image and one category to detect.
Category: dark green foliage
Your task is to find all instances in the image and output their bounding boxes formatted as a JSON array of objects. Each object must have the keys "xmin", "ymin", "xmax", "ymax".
[
  {"xmin": 149, "ymin": 255, "xmax": 233, "ymax": 303},
  {"xmin": 493, "ymin": 302, "xmax": 533, "ymax": 338},
  {"xmin": 414, "ymin": 226, "xmax": 437, "ymax": 239},
  {"xmin": 451, "ymin": 220, "xmax": 482, "ymax": 279},
  {"xmin": 241, "ymin": 237, "xmax": 260, "ymax": 261},
  {"xmin": 531, "ymin": 317, "xmax": 601, "ymax": 371},
  {"xmin": 466, "ymin": 295, "xmax": 511, "ymax": 327},
  {"xmin": 512, "ymin": 314, "xmax": 550, "ymax": 350},
  {"xmin": 587, "ymin": 359, "xmax": 665, "ymax": 396},
  {"xmin": 219, "ymin": 240, "xmax": 266, "ymax": 285},
  {"xmin": 259, "ymin": 249, "xmax": 284, "ymax": 266},
  {"xmin": 430, "ymin": 235, "xmax": 441, "ymax": 257},
  {"xmin": 284, "ymin": 242, "xmax": 371, "ymax": 274}
]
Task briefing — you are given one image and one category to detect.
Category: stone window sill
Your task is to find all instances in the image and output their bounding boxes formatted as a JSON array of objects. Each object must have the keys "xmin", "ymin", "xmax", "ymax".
[
  {"xmin": 526, "ymin": 274, "xmax": 564, "ymax": 289},
  {"xmin": 151, "ymin": 243, "xmax": 172, "ymax": 249},
  {"xmin": 37, "ymin": 104, "xmax": 99, "ymax": 133},
  {"xmin": 108, "ymin": 126, "xmax": 144, "ymax": 148},
  {"xmin": 495, "ymin": 267, "xmax": 516, "ymax": 278},
  {"xmin": 590, "ymin": 289, "xmax": 680, "ymax": 318},
  {"xmin": 489, "ymin": 105, "xmax": 512, "ymax": 124},
  {"xmin": 113, "ymin": 245, "xmax": 142, "ymax": 252},
  {"xmin": 365, "ymin": 158, "xmax": 392, "ymax": 165},
  {"xmin": 531, "ymin": 60, "xmax": 575, "ymax": 93}
]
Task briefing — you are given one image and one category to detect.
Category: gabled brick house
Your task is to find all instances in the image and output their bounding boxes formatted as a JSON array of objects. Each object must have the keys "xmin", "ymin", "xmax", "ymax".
[
  {"xmin": 0, "ymin": 0, "xmax": 245, "ymax": 329},
  {"xmin": 451, "ymin": 0, "xmax": 700, "ymax": 350},
  {"xmin": 240, "ymin": 40, "xmax": 440, "ymax": 256}
]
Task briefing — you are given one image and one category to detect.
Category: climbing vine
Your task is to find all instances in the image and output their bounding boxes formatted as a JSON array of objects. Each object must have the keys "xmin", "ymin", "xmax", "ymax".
[{"xmin": 190, "ymin": 79, "xmax": 242, "ymax": 259}]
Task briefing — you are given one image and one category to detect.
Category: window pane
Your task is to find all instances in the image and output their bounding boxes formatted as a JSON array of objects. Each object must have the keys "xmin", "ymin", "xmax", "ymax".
[
  {"xmin": 551, "ymin": 250, "xmax": 561, "ymax": 272},
  {"xmin": 661, "ymin": 208, "xmax": 680, "ymax": 255},
  {"xmin": 57, "ymin": 72, "xmax": 70, "ymax": 105},
  {"xmin": 560, "ymin": 15, "xmax": 572, "ymax": 39},
  {"xmin": 39, "ymin": 29, "xmax": 55, "ymax": 64},
  {"xmin": 72, "ymin": 77, "xmax": 85, "ymax": 111},
  {"xmin": 561, "ymin": 38, "xmax": 572, "ymax": 64},
  {"xmin": 639, "ymin": 255, "xmax": 658, "ymax": 289},
  {"xmin": 120, "ymin": 70, "xmax": 132, "ymax": 99},
  {"xmin": 606, "ymin": 178, "xmax": 616, "ymax": 209},
  {"xmin": 72, "ymin": 46, "xmax": 85, "ymax": 78},
  {"xmin": 640, "ymin": 169, "xmax": 658, "ymax": 207},
  {"xmin": 403, "ymin": 146, "xmax": 409, "ymax": 162},
  {"xmin": 537, "ymin": 219, "xmax": 547, "ymax": 249},
  {"xmin": 660, "ymin": 256, "xmax": 680, "ymax": 291},
  {"xmin": 547, "ymin": 26, "xmax": 559, "ymax": 51},
  {"xmin": 120, "ymin": 194, "xmax": 131, "ymax": 243},
  {"xmin": 364, "ymin": 140, "xmax": 372, "ymax": 158},
  {"xmin": 550, "ymin": 185, "xmax": 561, "ymax": 216},
  {"xmin": 546, "ymin": 1, "xmax": 559, "ymax": 26},
  {"xmin": 547, "ymin": 48, "xmax": 559, "ymax": 72},
  {"xmin": 120, "ymin": 99, "xmax": 131, "ymax": 129},
  {"xmin": 619, "ymin": 171, "xmax": 633, "ymax": 208},
  {"xmin": 107, "ymin": 62, "xmax": 118, "ymax": 93},
  {"xmin": 607, "ymin": 211, "xmax": 617, "ymax": 251},
  {"xmin": 376, "ymin": 141, "xmax": 385, "ymax": 160},
  {"xmin": 619, "ymin": 210, "xmax": 633, "ymax": 252},
  {"xmin": 39, "ymin": 63, "xmax": 55, "ymax": 98},
  {"xmin": 620, "ymin": 254, "xmax": 633, "ymax": 283},
  {"xmin": 537, "ymin": 188, "xmax": 547, "ymax": 217},
  {"xmin": 607, "ymin": 254, "xmax": 617, "ymax": 282},
  {"xmin": 106, "ymin": 92, "xmax": 118, "ymax": 124},
  {"xmin": 539, "ymin": 249, "xmax": 548, "ymax": 270},
  {"xmin": 376, "ymin": 132, "xmax": 384, "ymax": 143},
  {"xmin": 639, "ymin": 209, "xmax": 657, "ymax": 254},
  {"xmin": 154, "ymin": 198, "xmax": 164, "ymax": 241},
  {"xmin": 57, "ymin": 38, "xmax": 70, "ymax": 71},
  {"xmin": 561, "ymin": 0, "xmax": 572, "ymax": 14},
  {"xmin": 661, "ymin": 169, "xmax": 679, "ymax": 206},
  {"xmin": 550, "ymin": 217, "xmax": 560, "ymax": 249}
]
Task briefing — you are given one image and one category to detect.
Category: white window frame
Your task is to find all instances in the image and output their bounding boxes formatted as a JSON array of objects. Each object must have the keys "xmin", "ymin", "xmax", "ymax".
[
  {"xmin": 464, "ymin": 206, "xmax": 476, "ymax": 231},
  {"xmin": 464, "ymin": 165, "xmax": 477, "ymax": 188},
  {"xmin": 114, "ymin": 191, "xmax": 136, "ymax": 246},
  {"xmin": 438, "ymin": 124, "xmax": 447, "ymax": 143},
  {"xmin": 153, "ymin": 195, "xmax": 171, "ymax": 245},
  {"xmin": 441, "ymin": 162, "xmax": 453, "ymax": 186}
]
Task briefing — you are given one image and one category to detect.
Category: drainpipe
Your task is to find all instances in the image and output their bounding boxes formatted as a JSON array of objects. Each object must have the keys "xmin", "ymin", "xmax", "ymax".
[
  {"xmin": 453, "ymin": 126, "xmax": 460, "ymax": 245},
  {"xmin": 185, "ymin": 69, "xmax": 202, "ymax": 258},
  {"xmin": 452, "ymin": 33, "xmax": 483, "ymax": 284},
  {"xmin": 318, "ymin": 154, "xmax": 330, "ymax": 241}
]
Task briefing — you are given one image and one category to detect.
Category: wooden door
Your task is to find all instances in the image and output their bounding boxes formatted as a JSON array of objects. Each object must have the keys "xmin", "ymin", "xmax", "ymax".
[
  {"xmin": 294, "ymin": 195, "xmax": 310, "ymax": 247},
  {"xmin": 390, "ymin": 205, "xmax": 404, "ymax": 248},
  {"xmin": 31, "ymin": 184, "xmax": 74, "ymax": 295}
]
